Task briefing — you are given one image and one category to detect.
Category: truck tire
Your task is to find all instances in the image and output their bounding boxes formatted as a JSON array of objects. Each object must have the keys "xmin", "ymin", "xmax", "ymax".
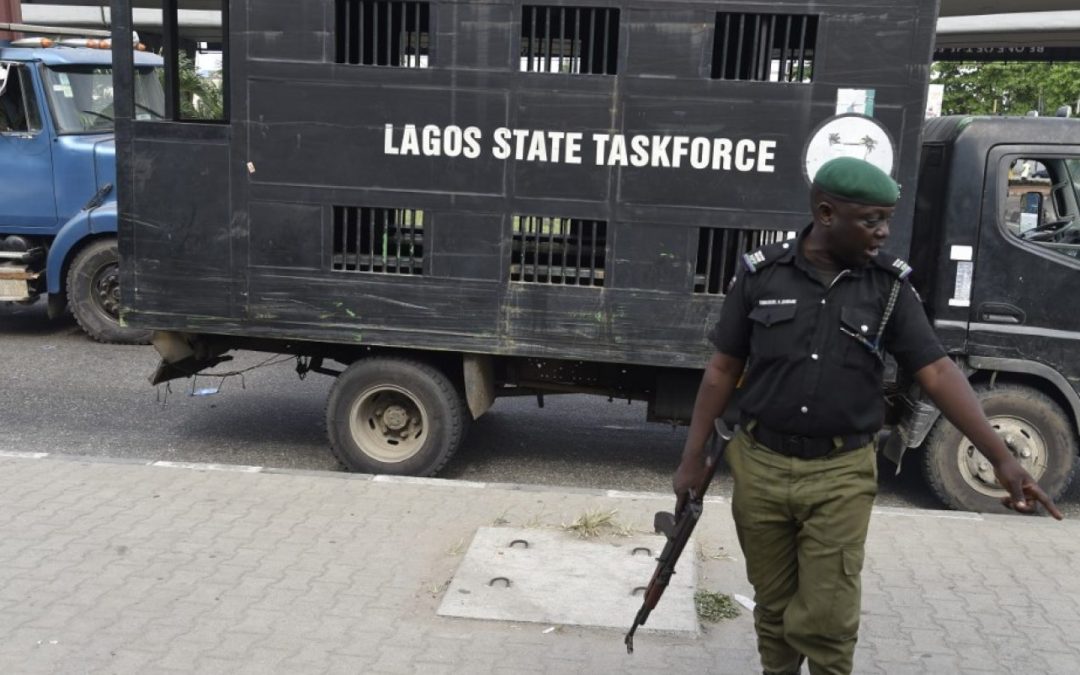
[
  {"xmin": 67, "ymin": 239, "xmax": 152, "ymax": 345},
  {"xmin": 326, "ymin": 357, "xmax": 469, "ymax": 476},
  {"xmin": 922, "ymin": 384, "xmax": 1078, "ymax": 514}
]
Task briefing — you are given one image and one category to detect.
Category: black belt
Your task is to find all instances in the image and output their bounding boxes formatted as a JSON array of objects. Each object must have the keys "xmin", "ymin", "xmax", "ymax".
[{"xmin": 746, "ymin": 420, "xmax": 873, "ymax": 460}]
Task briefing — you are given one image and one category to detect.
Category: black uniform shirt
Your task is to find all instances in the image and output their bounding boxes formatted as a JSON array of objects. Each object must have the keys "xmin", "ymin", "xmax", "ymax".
[{"xmin": 709, "ymin": 226, "xmax": 946, "ymax": 437}]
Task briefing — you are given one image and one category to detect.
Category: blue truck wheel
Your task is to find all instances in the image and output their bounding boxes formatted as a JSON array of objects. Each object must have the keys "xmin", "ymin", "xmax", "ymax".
[{"xmin": 67, "ymin": 239, "xmax": 152, "ymax": 344}]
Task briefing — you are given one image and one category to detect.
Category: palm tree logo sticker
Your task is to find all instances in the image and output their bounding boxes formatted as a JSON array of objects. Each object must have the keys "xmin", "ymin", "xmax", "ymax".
[{"xmin": 829, "ymin": 132, "xmax": 878, "ymax": 160}]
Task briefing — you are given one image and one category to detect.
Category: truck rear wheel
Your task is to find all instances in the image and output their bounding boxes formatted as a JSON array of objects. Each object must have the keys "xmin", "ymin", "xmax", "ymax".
[
  {"xmin": 922, "ymin": 384, "xmax": 1077, "ymax": 513},
  {"xmin": 326, "ymin": 357, "xmax": 468, "ymax": 476},
  {"xmin": 67, "ymin": 239, "xmax": 152, "ymax": 345}
]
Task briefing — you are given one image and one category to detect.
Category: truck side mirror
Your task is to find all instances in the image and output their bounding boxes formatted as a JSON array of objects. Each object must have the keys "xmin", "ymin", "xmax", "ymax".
[{"xmin": 1019, "ymin": 191, "xmax": 1043, "ymax": 233}]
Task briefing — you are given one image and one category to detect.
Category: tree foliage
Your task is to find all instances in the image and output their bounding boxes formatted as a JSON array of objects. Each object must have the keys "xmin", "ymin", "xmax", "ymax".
[
  {"xmin": 158, "ymin": 51, "xmax": 224, "ymax": 120},
  {"xmin": 932, "ymin": 62, "xmax": 1080, "ymax": 117},
  {"xmin": 178, "ymin": 52, "xmax": 224, "ymax": 120}
]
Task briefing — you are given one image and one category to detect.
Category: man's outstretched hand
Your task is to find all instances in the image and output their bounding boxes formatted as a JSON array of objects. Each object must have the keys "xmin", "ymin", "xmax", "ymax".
[{"xmin": 995, "ymin": 458, "xmax": 1064, "ymax": 520}]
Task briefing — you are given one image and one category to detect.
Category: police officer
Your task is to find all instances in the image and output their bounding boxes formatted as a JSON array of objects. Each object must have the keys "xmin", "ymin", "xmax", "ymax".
[{"xmin": 673, "ymin": 156, "xmax": 1062, "ymax": 675}]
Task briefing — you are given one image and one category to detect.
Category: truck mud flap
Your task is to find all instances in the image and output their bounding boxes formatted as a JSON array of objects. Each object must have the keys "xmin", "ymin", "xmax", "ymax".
[{"xmin": 149, "ymin": 331, "xmax": 233, "ymax": 385}]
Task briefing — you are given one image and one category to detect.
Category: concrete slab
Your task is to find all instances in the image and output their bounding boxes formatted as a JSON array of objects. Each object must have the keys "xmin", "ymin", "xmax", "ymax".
[{"xmin": 437, "ymin": 526, "xmax": 699, "ymax": 633}]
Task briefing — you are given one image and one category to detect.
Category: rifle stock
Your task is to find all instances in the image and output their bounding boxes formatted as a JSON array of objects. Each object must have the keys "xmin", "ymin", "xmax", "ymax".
[{"xmin": 624, "ymin": 418, "xmax": 734, "ymax": 654}]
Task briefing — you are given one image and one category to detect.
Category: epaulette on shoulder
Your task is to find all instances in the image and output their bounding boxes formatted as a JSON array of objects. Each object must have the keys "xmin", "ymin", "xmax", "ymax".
[
  {"xmin": 741, "ymin": 240, "xmax": 793, "ymax": 274},
  {"xmin": 872, "ymin": 253, "xmax": 914, "ymax": 280}
]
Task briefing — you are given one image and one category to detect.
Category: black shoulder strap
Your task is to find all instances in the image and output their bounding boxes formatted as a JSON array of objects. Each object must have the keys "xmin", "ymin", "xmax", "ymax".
[
  {"xmin": 872, "ymin": 253, "xmax": 914, "ymax": 280},
  {"xmin": 741, "ymin": 240, "xmax": 794, "ymax": 274},
  {"xmin": 870, "ymin": 256, "xmax": 912, "ymax": 356}
]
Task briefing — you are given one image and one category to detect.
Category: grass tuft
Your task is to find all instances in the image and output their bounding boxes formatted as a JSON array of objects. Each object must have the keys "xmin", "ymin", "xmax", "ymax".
[
  {"xmin": 561, "ymin": 509, "xmax": 623, "ymax": 538},
  {"xmin": 695, "ymin": 590, "xmax": 740, "ymax": 622}
]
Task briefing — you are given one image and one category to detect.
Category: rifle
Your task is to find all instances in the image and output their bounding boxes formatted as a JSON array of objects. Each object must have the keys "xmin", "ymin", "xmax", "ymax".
[{"xmin": 624, "ymin": 418, "xmax": 734, "ymax": 654}]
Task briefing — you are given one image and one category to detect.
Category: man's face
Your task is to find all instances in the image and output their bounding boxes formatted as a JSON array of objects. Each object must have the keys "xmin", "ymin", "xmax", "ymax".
[{"xmin": 821, "ymin": 199, "xmax": 894, "ymax": 268}]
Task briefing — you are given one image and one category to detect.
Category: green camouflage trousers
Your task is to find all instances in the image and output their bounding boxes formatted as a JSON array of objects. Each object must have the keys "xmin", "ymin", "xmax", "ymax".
[{"xmin": 727, "ymin": 428, "xmax": 878, "ymax": 675}]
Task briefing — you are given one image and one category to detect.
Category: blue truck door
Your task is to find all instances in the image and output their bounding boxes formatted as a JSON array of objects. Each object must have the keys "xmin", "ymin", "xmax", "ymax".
[{"xmin": 0, "ymin": 62, "xmax": 58, "ymax": 230}]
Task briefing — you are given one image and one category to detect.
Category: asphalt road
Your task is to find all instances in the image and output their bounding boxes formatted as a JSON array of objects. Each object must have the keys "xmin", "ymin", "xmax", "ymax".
[{"xmin": 3, "ymin": 301, "xmax": 1077, "ymax": 519}]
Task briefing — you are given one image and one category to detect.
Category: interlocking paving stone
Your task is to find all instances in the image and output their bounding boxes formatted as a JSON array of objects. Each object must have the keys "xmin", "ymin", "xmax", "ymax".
[{"xmin": 0, "ymin": 455, "xmax": 1074, "ymax": 674}]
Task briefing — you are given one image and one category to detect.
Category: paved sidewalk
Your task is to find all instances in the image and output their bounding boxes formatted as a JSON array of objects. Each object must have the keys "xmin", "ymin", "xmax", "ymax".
[{"xmin": 0, "ymin": 453, "xmax": 1076, "ymax": 674}]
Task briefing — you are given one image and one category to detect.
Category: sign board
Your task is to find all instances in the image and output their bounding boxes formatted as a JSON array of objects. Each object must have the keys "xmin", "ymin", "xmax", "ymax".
[
  {"xmin": 934, "ymin": 46, "xmax": 1080, "ymax": 62},
  {"xmin": 926, "ymin": 84, "xmax": 945, "ymax": 118}
]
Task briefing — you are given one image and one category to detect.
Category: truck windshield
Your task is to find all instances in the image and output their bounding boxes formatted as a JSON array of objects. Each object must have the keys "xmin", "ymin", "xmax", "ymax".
[{"xmin": 43, "ymin": 65, "xmax": 166, "ymax": 134}]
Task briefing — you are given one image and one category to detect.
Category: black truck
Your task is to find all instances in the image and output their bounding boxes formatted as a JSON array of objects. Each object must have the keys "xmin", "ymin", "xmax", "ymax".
[
  {"xmin": 886, "ymin": 115, "xmax": 1080, "ymax": 512},
  {"xmin": 108, "ymin": 0, "xmax": 1077, "ymax": 513}
]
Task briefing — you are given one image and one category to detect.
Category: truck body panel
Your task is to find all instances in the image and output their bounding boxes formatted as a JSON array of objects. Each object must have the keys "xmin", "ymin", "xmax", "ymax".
[
  {"xmin": 110, "ymin": 1, "xmax": 1080, "ymax": 506},
  {"xmin": 52, "ymin": 135, "xmax": 114, "ymax": 222},
  {"xmin": 113, "ymin": 0, "xmax": 938, "ymax": 371}
]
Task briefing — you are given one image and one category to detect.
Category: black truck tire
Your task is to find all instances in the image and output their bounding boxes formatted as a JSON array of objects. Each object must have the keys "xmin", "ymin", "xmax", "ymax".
[
  {"xmin": 67, "ymin": 239, "xmax": 152, "ymax": 345},
  {"xmin": 922, "ymin": 384, "xmax": 1078, "ymax": 514},
  {"xmin": 326, "ymin": 357, "xmax": 469, "ymax": 476}
]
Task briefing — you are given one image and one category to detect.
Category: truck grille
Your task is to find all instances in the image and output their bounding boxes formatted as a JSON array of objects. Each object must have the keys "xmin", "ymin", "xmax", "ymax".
[
  {"xmin": 332, "ymin": 206, "xmax": 425, "ymax": 275},
  {"xmin": 711, "ymin": 12, "xmax": 818, "ymax": 82},
  {"xmin": 335, "ymin": 0, "xmax": 431, "ymax": 67},
  {"xmin": 511, "ymin": 216, "xmax": 606, "ymax": 286},
  {"xmin": 520, "ymin": 5, "xmax": 620, "ymax": 75},
  {"xmin": 694, "ymin": 227, "xmax": 796, "ymax": 295}
]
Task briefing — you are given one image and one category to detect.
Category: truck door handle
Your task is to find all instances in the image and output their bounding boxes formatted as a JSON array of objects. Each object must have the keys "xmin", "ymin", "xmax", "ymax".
[{"xmin": 978, "ymin": 303, "xmax": 1025, "ymax": 325}]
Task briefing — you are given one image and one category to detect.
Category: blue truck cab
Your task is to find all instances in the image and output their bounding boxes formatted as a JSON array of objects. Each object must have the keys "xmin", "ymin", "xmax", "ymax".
[{"xmin": 0, "ymin": 39, "xmax": 163, "ymax": 342}]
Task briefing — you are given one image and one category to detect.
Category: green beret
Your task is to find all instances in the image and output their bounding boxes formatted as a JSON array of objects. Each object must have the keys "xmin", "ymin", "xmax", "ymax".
[{"xmin": 813, "ymin": 157, "xmax": 899, "ymax": 206}]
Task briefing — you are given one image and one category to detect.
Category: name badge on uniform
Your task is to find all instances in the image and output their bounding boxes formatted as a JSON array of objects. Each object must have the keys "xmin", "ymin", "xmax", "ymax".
[{"xmin": 758, "ymin": 298, "xmax": 797, "ymax": 306}]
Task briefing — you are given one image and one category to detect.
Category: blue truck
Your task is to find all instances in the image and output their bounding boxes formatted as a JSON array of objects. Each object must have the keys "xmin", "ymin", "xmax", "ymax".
[{"xmin": 0, "ymin": 37, "xmax": 163, "ymax": 342}]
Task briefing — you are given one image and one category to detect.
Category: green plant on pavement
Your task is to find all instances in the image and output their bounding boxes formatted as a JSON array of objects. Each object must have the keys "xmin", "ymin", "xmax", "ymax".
[{"xmin": 695, "ymin": 590, "xmax": 740, "ymax": 622}]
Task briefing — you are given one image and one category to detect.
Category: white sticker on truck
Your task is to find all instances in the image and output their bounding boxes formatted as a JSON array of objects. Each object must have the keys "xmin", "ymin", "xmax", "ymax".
[
  {"xmin": 949, "ymin": 260, "xmax": 974, "ymax": 308},
  {"xmin": 803, "ymin": 113, "xmax": 895, "ymax": 185},
  {"xmin": 836, "ymin": 88, "xmax": 876, "ymax": 116},
  {"xmin": 949, "ymin": 245, "xmax": 973, "ymax": 261}
]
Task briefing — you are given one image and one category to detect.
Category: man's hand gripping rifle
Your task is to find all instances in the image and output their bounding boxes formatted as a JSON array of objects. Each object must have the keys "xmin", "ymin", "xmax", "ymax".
[{"xmin": 624, "ymin": 418, "xmax": 734, "ymax": 654}]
